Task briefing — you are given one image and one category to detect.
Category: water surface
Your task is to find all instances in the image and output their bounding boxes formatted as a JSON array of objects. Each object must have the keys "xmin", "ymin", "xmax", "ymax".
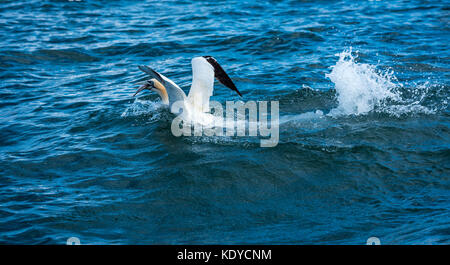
[{"xmin": 0, "ymin": 0, "xmax": 449, "ymax": 244}]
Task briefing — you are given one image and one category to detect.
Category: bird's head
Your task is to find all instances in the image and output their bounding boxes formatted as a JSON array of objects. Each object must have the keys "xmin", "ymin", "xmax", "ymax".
[{"xmin": 133, "ymin": 78, "xmax": 169, "ymax": 105}]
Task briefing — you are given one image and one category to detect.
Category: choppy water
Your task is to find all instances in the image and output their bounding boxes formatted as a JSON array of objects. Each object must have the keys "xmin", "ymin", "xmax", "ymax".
[{"xmin": 1, "ymin": 0, "xmax": 449, "ymax": 244}]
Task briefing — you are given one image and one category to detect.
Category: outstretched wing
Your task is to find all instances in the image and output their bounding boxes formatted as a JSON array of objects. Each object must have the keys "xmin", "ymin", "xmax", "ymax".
[
  {"xmin": 138, "ymin": 65, "xmax": 164, "ymax": 84},
  {"xmin": 138, "ymin": 65, "xmax": 187, "ymax": 104},
  {"xmin": 187, "ymin": 57, "xmax": 215, "ymax": 112},
  {"xmin": 203, "ymin": 56, "xmax": 242, "ymax": 97},
  {"xmin": 187, "ymin": 56, "xmax": 242, "ymax": 113}
]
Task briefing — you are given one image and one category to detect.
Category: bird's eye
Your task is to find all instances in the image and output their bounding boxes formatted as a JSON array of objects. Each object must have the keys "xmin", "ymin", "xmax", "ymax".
[{"xmin": 147, "ymin": 80, "xmax": 154, "ymax": 87}]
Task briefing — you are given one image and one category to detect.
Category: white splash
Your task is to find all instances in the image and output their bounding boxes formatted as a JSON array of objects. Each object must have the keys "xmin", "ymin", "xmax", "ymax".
[
  {"xmin": 324, "ymin": 49, "xmax": 442, "ymax": 117},
  {"xmin": 121, "ymin": 98, "xmax": 165, "ymax": 118},
  {"xmin": 326, "ymin": 49, "xmax": 400, "ymax": 116}
]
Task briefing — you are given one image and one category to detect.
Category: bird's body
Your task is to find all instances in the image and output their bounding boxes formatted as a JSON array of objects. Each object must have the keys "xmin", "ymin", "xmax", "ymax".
[{"xmin": 134, "ymin": 56, "xmax": 242, "ymax": 125}]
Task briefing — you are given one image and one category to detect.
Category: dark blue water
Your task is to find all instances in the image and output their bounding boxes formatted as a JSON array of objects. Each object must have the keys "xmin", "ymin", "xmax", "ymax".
[{"xmin": 1, "ymin": 0, "xmax": 449, "ymax": 244}]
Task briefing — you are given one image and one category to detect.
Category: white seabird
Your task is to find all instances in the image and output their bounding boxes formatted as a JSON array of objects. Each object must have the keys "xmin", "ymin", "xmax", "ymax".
[{"xmin": 133, "ymin": 56, "xmax": 242, "ymax": 124}]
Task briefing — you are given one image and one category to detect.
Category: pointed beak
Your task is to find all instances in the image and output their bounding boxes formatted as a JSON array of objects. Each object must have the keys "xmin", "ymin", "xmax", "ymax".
[{"xmin": 133, "ymin": 83, "xmax": 150, "ymax": 97}]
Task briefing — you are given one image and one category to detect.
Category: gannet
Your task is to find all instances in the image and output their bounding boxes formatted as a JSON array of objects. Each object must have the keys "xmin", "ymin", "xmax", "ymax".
[{"xmin": 133, "ymin": 56, "xmax": 242, "ymax": 124}]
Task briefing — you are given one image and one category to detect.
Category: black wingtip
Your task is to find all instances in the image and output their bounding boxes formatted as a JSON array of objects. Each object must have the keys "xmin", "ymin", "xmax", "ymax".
[{"xmin": 203, "ymin": 56, "xmax": 243, "ymax": 97}]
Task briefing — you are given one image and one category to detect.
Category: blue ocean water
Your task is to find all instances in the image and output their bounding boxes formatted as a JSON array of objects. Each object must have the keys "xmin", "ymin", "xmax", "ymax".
[{"xmin": 0, "ymin": 0, "xmax": 449, "ymax": 244}]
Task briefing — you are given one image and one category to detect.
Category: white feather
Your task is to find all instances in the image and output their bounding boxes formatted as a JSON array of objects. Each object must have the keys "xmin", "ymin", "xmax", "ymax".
[{"xmin": 187, "ymin": 57, "xmax": 215, "ymax": 113}]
